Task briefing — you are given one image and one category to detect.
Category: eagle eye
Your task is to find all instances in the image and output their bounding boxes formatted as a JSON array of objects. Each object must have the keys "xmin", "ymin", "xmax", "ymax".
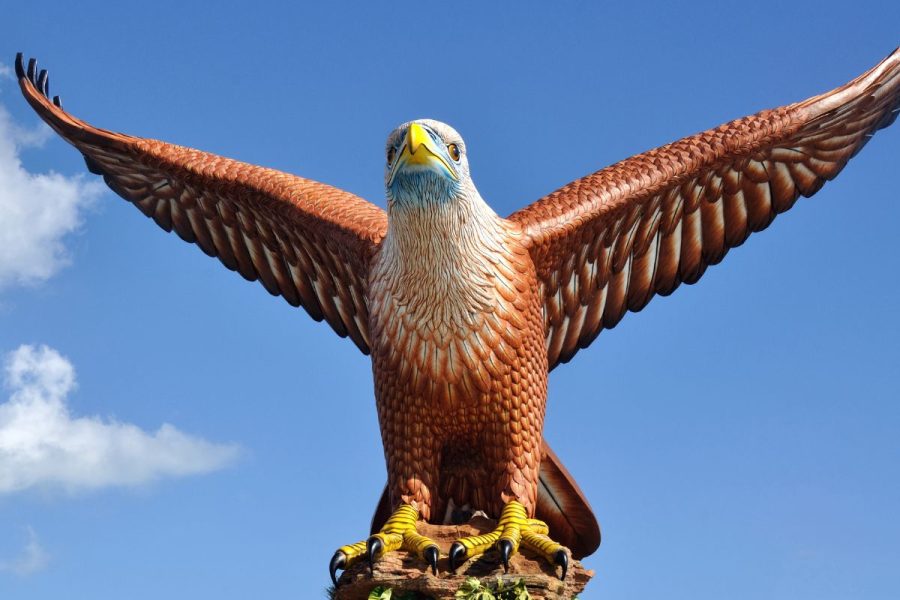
[
  {"xmin": 447, "ymin": 143, "xmax": 460, "ymax": 161},
  {"xmin": 387, "ymin": 146, "xmax": 396, "ymax": 165}
]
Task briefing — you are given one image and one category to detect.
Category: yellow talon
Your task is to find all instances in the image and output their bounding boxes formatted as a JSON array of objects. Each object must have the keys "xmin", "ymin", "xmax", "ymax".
[
  {"xmin": 449, "ymin": 501, "xmax": 570, "ymax": 580},
  {"xmin": 329, "ymin": 504, "xmax": 439, "ymax": 585}
]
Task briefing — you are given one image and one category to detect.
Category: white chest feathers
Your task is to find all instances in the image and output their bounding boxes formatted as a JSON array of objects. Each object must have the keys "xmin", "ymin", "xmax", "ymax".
[{"xmin": 368, "ymin": 194, "xmax": 539, "ymax": 397}]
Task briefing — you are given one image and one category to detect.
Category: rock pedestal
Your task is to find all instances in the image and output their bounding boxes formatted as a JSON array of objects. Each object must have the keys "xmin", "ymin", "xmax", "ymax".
[{"xmin": 333, "ymin": 517, "xmax": 594, "ymax": 600}]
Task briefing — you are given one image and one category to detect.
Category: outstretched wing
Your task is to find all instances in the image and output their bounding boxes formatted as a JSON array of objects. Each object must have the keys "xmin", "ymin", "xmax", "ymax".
[
  {"xmin": 17, "ymin": 54, "xmax": 387, "ymax": 354},
  {"xmin": 509, "ymin": 48, "xmax": 900, "ymax": 370}
]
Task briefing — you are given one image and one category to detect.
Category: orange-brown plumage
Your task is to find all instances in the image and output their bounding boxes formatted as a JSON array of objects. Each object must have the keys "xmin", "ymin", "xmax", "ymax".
[
  {"xmin": 16, "ymin": 48, "xmax": 900, "ymax": 563},
  {"xmin": 369, "ymin": 197, "xmax": 548, "ymax": 524},
  {"xmin": 511, "ymin": 49, "xmax": 900, "ymax": 369}
]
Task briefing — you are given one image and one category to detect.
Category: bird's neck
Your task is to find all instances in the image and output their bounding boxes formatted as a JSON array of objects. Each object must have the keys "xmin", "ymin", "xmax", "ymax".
[
  {"xmin": 385, "ymin": 189, "xmax": 505, "ymax": 265},
  {"xmin": 377, "ymin": 190, "xmax": 513, "ymax": 317}
]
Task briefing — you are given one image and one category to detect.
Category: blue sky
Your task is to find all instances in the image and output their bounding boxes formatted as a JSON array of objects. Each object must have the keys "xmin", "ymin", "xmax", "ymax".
[{"xmin": 0, "ymin": 2, "xmax": 898, "ymax": 599}]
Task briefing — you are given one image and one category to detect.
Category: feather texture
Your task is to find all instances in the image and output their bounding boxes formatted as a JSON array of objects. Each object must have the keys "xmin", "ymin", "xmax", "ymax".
[
  {"xmin": 534, "ymin": 442, "xmax": 600, "ymax": 559},
  {"xmin": 509, "ymin": 48, "xmax": 900, "ymax": 369},
  {"xmin": 16, "ymin": 51, "xmax": 900, "ymax": 562},
  {"xmin": 17, "ymin": 63, "xmax": 387, "ymax": 353}
]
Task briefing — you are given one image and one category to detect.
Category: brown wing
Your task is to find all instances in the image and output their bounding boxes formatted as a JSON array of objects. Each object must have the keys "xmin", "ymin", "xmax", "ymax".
[
  {"xmin": 16, "ymin": 54, "xmax": 387, "ymax": 354},
  {"xmin": 509, "ymin": 48, "xmax": 900, "ymax": 370}
]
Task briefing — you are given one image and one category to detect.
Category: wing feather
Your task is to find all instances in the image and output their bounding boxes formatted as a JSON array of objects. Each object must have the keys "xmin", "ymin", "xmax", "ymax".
[
  {"xmin": 509, "ymin": 49, "xmax": 900, "ymax": 369},
  {"xmin": 17, "ymin": 54, "xmax": 387, "ymax": 353}
]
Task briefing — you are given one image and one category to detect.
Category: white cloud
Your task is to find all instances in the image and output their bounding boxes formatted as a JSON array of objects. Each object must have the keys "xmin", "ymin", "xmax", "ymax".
[
  {"xmin": 0, "ymin": 95, "xmax": 104, "ymax": 290},
  {"xmin": 0, "ymin": 64, "xmax": 12, "ymax": 81},
  {"xmin": 0, "ymin": 345, "xmax": 240, "ymax": 495},
  {"xmin": 0, "ymin": 526, "xmax": 49, "ymax": 576}
]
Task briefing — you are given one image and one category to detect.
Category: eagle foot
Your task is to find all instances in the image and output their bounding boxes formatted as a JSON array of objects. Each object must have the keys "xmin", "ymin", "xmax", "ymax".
[
  {"xmin": 329, "ymin": 504, "xmax": 438, "ymax": 586},
  {"xmin": 448, "ymin": 500, "xmax": 570, "ymax": 580}
]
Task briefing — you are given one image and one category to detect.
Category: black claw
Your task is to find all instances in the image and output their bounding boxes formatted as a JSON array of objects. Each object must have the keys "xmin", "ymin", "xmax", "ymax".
[
  {"xmin": 15, "ymin": 53, "xmax": 25, "ymax": 79},
  {"xmin": 328, "ymin": 551, "xmax": 346, "ymax": 587},
  {"xmin": 448, "ymin": 542, "xmax": 466, "ymax": 573},
  {"xmin": 423, "ymin": 545, "xmax": 438, "ymax": 576},
  {"xmin": 37, "ymin": 69, "xmax": 48, "ymax": 96},
  {"xmin": 554, "ymin": 549, "xmax": 569, "ymax": 581},
  {"xmin": 27, "ymin": 58, "xmax": 36, "ymax": 82},
  {"xmin": 53, "ymin": 95, "xmax": 62, "ymax": 108},
  {"xmin": 498, "ymin": 539, "xmax": 512, "ymax": 573},
  {"xmin": 366, "ymin": 536, "xmax": 383, "ymax": 573}
]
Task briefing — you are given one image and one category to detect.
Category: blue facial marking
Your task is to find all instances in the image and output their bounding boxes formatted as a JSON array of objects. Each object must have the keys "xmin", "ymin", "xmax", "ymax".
[{"xmin": 389, "ymin": 168, "xmax": 461, "ymax": 208}]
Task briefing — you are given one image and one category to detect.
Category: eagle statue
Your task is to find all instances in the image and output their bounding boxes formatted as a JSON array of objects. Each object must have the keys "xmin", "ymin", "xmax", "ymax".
[{"xmin": 15, "ymin": 48, "xmax": 900, "ymax": 585}]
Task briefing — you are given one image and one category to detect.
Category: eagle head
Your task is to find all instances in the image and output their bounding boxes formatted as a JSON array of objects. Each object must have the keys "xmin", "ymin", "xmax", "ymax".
[{"xmin": 385, "ymin": 119, "xmax": 470, "ymax": 209}]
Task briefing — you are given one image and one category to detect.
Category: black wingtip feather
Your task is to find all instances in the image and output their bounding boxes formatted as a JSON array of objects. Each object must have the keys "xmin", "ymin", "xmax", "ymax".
[
  {"xmin": 14, "ymin": 53, "xmax": 25, "ymax": 79},
  {"xmin": 15, "ymin": 55, "xmax": 51, "ymax": 97},
  {"xmin": 36, "ymin": 69, "xmax": 48, "ymax": 97},
  {"xmin": 17, "ymin": 54, "xmax": 60, "ymax": 101}
]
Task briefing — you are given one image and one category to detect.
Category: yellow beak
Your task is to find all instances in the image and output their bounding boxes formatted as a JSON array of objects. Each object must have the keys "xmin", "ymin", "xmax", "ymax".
[
  {"xmin": 390, "ymin": 123, "xmax": 458, "ymax": 182},
  {"xmin": 407, "ymin": 122, "xmax": 431, "ymax": 156}
]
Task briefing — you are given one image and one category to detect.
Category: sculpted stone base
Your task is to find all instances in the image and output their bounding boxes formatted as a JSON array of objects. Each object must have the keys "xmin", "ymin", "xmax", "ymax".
[{"xmin": 332, "ymin": 517, "xmax": 594, "ymax": 600}]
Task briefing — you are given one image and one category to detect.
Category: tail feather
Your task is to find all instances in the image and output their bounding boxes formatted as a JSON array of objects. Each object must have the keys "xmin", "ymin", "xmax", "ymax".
[{"xmin": 535, "ymin": 441, "xmax": 601, "ymax": 559}]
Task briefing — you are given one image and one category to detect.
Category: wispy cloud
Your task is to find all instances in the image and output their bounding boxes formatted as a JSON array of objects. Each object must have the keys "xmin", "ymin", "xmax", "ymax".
[
  {"xmin": 0, "ymin": 526, "xmax": 49, "ymax": 576},
  {"xmin": 0, "ymin": 345, "xmax": 240, "ymax": 495},
  {"xmin": 0, "ymin": 63, "xmax": 12, "ymax": 81},
  {"xmin": 0, "ymin": 84, "xmax": 104, "ymax": 290}
]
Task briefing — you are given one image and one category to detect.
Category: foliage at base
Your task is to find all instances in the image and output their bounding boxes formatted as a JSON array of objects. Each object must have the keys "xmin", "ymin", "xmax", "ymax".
[
  {"xmin": 354, "ymin": 577, "xmax": 532, "ymax": 600},
  {"xmin": 454, "ymin": 578, "xmax": 530, "ymax": 600},
  {"xmin": 366, "ymin": 585, "xmax": 436, "ymax": 600}
]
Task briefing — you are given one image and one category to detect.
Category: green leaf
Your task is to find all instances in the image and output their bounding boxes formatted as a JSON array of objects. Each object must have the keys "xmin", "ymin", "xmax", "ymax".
[
  {"xmin": 455, "ymin": 577, "xmax": 496, "ymax": 600},
  {"xmin": 494, "ymin": 578, "xmax": 530, "ymax": 600},
  {"xmin": 368, "ymin": 586, "xmax": 393, "ymax": 600},
  {"xmin": 510, "ymin": 578, "xmax": 531, "ymax": 600}
]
